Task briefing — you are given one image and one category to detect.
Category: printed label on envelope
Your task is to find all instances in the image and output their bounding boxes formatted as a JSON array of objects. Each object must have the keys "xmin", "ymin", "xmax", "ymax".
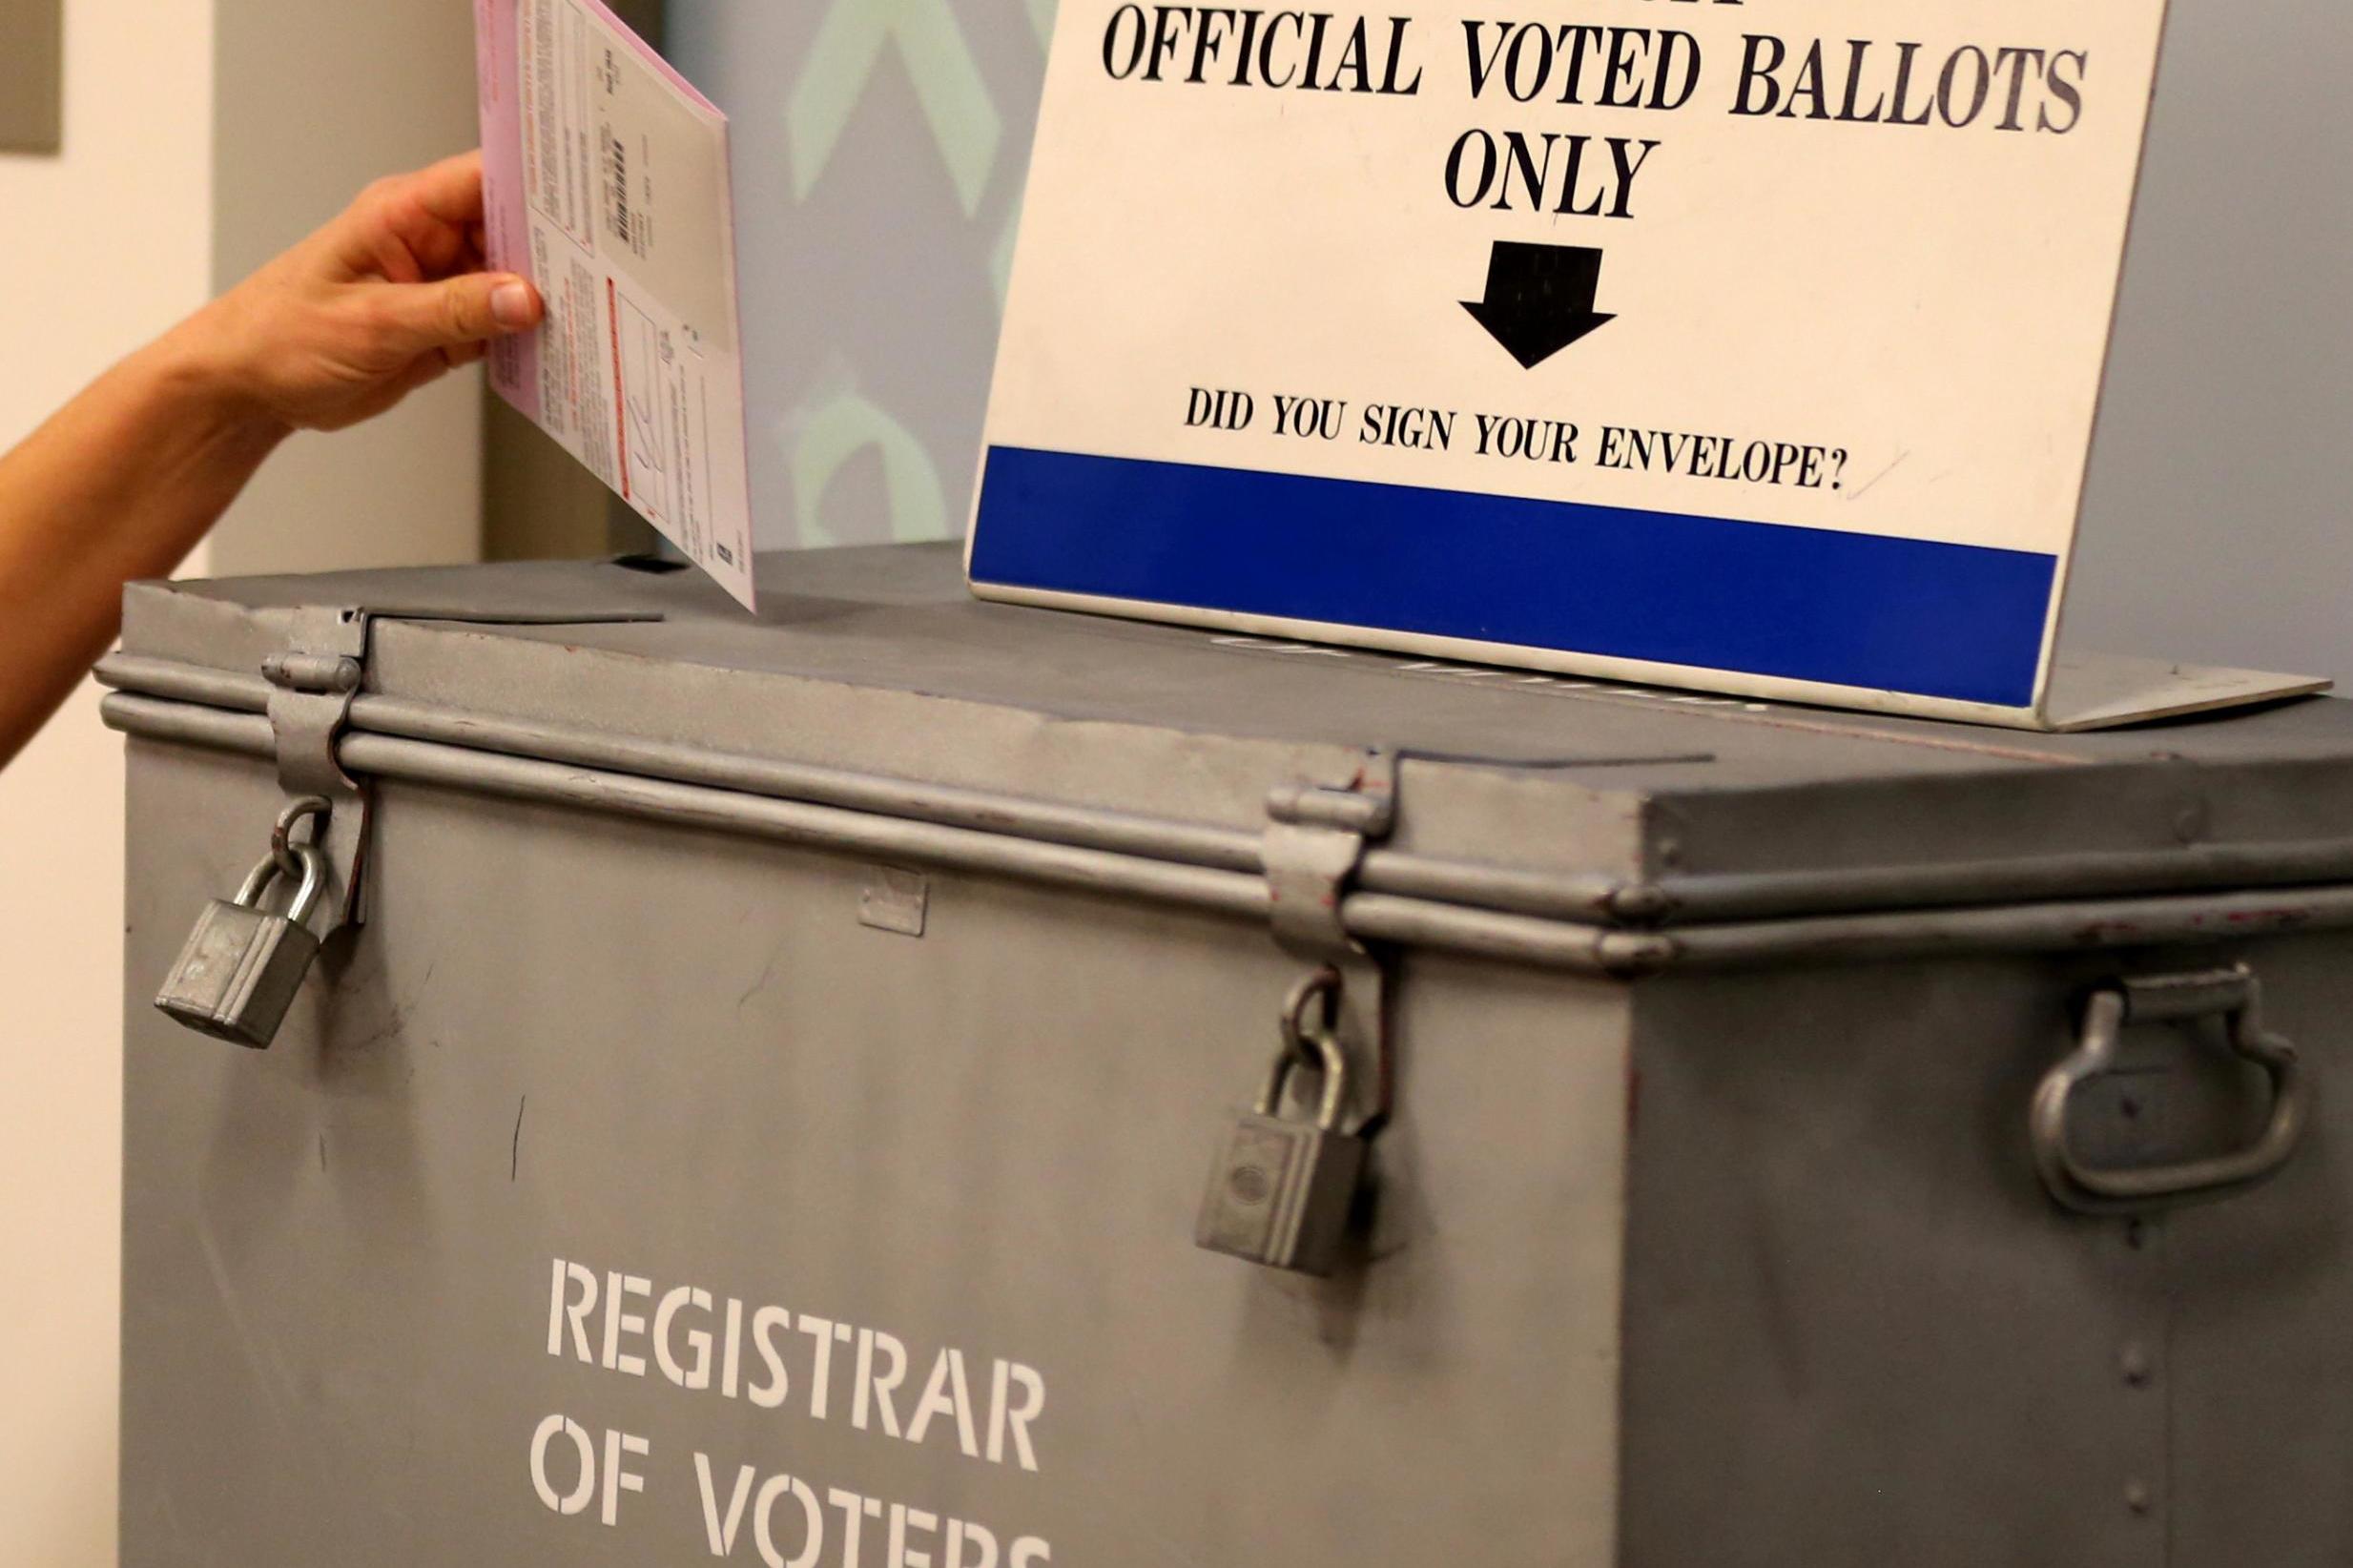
[{"xmin": 475, "ymin": 0, "xmax": 755, "ymax": 609}]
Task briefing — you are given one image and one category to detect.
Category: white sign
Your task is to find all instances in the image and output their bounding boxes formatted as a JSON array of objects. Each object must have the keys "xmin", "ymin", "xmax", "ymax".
[
  {"xmin": 973, "ymin": 1, "xmax": 2323, "ymax": 727},
  {"xmin": 476, "ymin": 0, "xmax": 757, "ymax": 609}
]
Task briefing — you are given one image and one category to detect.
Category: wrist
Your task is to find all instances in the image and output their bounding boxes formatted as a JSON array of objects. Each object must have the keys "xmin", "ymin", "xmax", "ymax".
[{"xmin": 141, "ymin": 309, "xmax": 297, "ymax": 452}]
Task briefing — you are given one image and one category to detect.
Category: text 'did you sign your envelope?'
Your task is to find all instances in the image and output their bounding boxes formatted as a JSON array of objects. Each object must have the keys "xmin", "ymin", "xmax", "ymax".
[{"xmin": 970, "ymin": 0, "xmax": 2324, "ymax": 729}]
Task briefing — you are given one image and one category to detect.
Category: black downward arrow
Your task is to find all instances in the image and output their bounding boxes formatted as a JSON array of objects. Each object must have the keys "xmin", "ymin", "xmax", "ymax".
[{"xmin": 1461, "ymin": 242, "xmax": 1616, "ymax": 369}]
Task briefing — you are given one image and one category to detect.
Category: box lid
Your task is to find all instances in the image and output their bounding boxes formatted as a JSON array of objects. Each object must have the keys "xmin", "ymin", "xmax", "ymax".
[{"xmin": 103, "ymin": 544, "xmax": 2353, "ymax": 947}]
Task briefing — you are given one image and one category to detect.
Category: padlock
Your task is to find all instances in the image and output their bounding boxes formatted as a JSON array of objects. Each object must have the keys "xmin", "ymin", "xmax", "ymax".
[
  {"xmin": 1196, "ymin": 1024, "xmax": 1367, "ymax": 1275},
  {"xmin": 155, "ymin": 842, "xmax": 327, "ymax": 1048}
]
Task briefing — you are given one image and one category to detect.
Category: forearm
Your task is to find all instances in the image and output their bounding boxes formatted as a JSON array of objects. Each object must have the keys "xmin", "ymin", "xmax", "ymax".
[
  {"xmin": 0, "ymin": 334, "xmax": 287, "ymax": 764},
  {"xmin": 0, "ymin": 149, "xmax": 538, "ymax": 773}
]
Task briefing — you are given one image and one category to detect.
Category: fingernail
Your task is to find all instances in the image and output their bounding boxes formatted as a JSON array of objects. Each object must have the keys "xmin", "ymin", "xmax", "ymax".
[{"xmin": 491, "ymin": 280, "xmax": 537, "ymax": 329}]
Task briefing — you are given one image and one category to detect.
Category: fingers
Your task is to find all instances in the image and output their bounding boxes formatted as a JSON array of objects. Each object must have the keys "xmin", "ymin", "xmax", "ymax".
[
  {"xmin": 401, "ymin": 150, "xmax": 488, "ymax": 227},
  {"xmin": 357, "ymin": 150, "xmax": 485, "ymax": 237},
  {"xmin": 330, "ymin": 151, "xmax": 490, "ymax": 280},
  {"xmin": 362, "ymin": 227, "xmax": 428, "ymax": 286},
  {"xmin": 364, "ymin": 273, "xmax": 544, "ymax": 359}
]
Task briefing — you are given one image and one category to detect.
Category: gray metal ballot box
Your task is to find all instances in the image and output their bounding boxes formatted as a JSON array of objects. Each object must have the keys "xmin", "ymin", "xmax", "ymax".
[{"xmin": 103, "ymin": 544, "xmax": 2353, "ymax": 1567}]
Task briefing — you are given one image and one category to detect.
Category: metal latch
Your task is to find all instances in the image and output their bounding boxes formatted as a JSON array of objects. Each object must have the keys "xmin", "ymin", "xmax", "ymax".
[
  {"xmin": 1198, "ymin": 751, "xmax": 1398, "ymax": 1276},
  {"xmin": 154, "ymin": 609, "xmax": 374, "ymax": 1049},
  {"xmin": 263, "ymin": 605, "xmax": 372, "ymax": 937},
  {"xmin": 1263, "ymin": 754, "xmax": 1395, "ymax": 962},
  {"xmin": 1263, "ymin": 749, "xmax": 1396, "ymax": 1129},
  {"xmin": 2030, "ymin": 964, "xmax": 2310, "ymax": 1214},
  {"xmin": 154, "ymin": 601, "xmax": 667, "ymax": 1049}
]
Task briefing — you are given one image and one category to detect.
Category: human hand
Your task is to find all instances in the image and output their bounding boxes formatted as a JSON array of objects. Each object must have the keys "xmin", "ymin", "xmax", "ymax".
[{"xmin": 162, "ymin": 150, "xmax": 544, "ymax": 435}]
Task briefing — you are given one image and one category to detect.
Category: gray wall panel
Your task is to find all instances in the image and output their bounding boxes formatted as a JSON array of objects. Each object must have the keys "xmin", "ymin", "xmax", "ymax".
[{"xmin": 669, "ymin": 0, "xmax": 1051, "ymax": 550}]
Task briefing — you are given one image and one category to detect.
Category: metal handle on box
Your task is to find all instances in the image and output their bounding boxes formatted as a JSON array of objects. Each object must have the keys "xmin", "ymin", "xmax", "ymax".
[{"xmin": 2030, "ymin": 965, "xmax": 2309, "ymax": 1214}]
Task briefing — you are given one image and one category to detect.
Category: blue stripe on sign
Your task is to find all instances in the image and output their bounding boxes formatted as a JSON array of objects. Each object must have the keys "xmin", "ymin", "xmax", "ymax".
[{"xmin": 969, "ymin": 446, "xmax": 2054, "ymax": 708}]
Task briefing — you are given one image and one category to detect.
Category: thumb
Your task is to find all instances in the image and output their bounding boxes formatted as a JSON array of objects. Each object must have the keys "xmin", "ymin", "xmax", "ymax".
[{"xmin": 368, "ymin": 272, "xmax": 542, "ymax": 356}]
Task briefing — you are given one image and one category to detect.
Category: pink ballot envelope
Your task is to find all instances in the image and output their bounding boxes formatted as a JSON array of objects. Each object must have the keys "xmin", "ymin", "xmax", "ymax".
[{"xmin": 473, "ymin": 0, "xmax": 757, "ymax": 609}]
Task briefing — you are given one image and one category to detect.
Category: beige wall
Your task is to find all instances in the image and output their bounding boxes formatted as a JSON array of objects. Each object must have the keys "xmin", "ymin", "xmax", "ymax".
[
  {"xmin": 0, "ymin": 8, "xmax": 217, "ymax": 1568},
  {"xmin": 0, "ymin": 5, "xmax": 484, "ymax": 1566},
  {"xmin": 208, "ymin": 0, "xmax": 486, "ymax": 575}
]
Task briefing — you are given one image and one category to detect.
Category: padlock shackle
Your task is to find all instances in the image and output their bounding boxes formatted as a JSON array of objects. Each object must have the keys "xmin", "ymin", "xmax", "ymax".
[
  {"xmin": 1255, "ymin": 1027, "xmax": 1351, "ymax": 1132},
  {"xmin": 233, "ymin": 843, "xmax": 328, "ymax": 931},
  {"xmin": 270, "ymin": 794, "xmax": 333, "ymax": 881}
]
